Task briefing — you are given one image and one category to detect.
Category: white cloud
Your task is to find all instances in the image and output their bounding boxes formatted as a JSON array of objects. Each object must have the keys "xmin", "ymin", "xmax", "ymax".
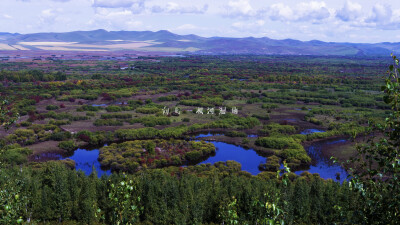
[
  {"xmin": 267, "ymin": 2, "xmax": 331, "ymax": 22},
  {"xmin": 151, "ymin": 2, "xmax": 208, "ymax": 14},
  {"xmin": 366, "ymin": 4, "xmax": 391, "ymax": 24},
  {"xmin": 3, "ymin": 14, "xmax": 12, "ymax": 19},
  {"xmin": 17, "ymin": 0, "xmax": 72, "ymax": 2},
  {"xmin": 39, "ymin": 8, "xmax": 58, "ymax": 25},
  {"xmin": 224, "ymin": 0, "xmax": 256, "ymax": 18},
  {"xmin": 93, "ymin": 0, "xmax": 143, "ymax": 8},
  {"xmin": 232, "ymin": 20, "xmax": 264, "ymax": 30},
  {"xmin": 335, "ymin": 2, "xmax": 400, "ymax": 30},
  {"xmin": 175, "ymin": 24, "xmax": 197, "ymax": 30},
  {"xmin": 268, "ymin": 3, "xmax": 293, "ymax": 22},
  {"xmin": 336, "ymin": 1, "xmax": 363, "ymax": 22},
  {"xmin": 296, "ymin": 2, "xmax": 330, "ymax": 21},
  {"xmin": 90, "ymin": 8, "xmax": 143, "ymax": 30}
]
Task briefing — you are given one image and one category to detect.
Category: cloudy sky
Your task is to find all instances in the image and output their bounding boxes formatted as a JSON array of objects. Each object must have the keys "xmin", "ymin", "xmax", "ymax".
[{"xmin": 1, "ymin": 0, "xmax": 399, "ymax": 43}]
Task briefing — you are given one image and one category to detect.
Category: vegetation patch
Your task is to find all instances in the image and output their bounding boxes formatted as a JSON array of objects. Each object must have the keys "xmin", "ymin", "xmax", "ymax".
[{"xmin": 99, "ymin": 139, "xmax": 215, "ymax": 172}]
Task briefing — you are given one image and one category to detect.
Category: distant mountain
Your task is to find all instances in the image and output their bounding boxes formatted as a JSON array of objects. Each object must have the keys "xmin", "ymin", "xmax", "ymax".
[{"xmin": 0, "ymin": 29, "xmax": 399, "ymax": 56}]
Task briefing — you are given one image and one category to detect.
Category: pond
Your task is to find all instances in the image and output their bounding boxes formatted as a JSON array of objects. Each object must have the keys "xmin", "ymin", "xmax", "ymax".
[
  {"xmin": 33, "ymin": 148, "xmax": 111, "ymax": 177},
  {"xmin": 300, "ymin": 129, "xmax": 325, "ymax": 135},
  {"xmin": 40, "ymin": 132, "xmax": 349, "ymax": 181},
  {"xmin": 91, "ymin": 103, "xmax": 107, "ymax": 107},
  {"xmin": 293, "ymin": 138, "xmax": 349, "ymax": 182},
  {"xmin": 65, "ymin": 148, "xmax": 111, "ymax": 177},
  {"xmin": 199, "ymin": 141, "xmax": 265, "ymax": 175}
]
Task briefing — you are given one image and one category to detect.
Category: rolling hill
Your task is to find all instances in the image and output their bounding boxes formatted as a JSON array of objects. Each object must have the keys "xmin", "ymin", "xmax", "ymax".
[{"xmin": 0, "ymin": 29, "xmax": 399, "ymax": 55}]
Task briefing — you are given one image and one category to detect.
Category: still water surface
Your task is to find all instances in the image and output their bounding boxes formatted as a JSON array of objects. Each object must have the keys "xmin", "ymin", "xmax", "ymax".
[{"xmin": 39, "ymin": 131, "xmax": 349, "ymax": 181}]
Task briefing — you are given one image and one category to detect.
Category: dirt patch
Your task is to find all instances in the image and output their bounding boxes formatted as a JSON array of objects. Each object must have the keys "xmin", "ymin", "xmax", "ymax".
[{"xmin": 27, "ymin": 140, "xmax": 63, "ymax": 155}]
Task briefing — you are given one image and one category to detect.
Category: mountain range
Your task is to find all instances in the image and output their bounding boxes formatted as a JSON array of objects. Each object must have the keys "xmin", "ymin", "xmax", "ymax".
[{"xmin": 0, "ymin": 29, "xmax": 399, "ymax": 56}]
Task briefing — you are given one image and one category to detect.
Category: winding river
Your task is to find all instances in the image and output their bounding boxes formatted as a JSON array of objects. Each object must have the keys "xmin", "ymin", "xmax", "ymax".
[{"xmin": 36, "ymin": 131, "xmax": 349, "ymax": 181}]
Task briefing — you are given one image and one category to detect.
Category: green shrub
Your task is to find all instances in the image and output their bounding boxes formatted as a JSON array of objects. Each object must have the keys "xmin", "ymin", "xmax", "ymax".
[
  {"xmin": 19, "ymin": 121, "xmax": 32, "ymax": 127},
  {"xmin": 0, "ymin": 144, "xmax": 32, "ymax": 165},
  {"xmin": 94, "ymin": 119, "xmax": 123, "ymax": 126},
  {"xmin": 136, "ymin": 106, "xmax": 160, "ymax": 114},
  {"xmin": 46, "ymin": 105, "xmax": 59, "ymax": 110},
  {"xmin": 49, "ymin": 120, "xmax": 71, "ymax": 126},
  {"xmin": 226, "ymin": 131, "xmax": 247, "ymax": 137},
  {"xmin": 101, "ymin": 113, "xmax": 132, "ymax": 119},
  {"xmin": 86, "ymin": 112, "xmax": 95, "ymax": 117},
  {"xmin": 50, "ymin": 131, "xmax": 72, "ymax": 141},
  {"xmin": 105, "ymin": 105, "xmax": 123, "ymax": 112},
  {"xmin": 58, "ymin": 140, "xmax": 77, "ymax": 152}
]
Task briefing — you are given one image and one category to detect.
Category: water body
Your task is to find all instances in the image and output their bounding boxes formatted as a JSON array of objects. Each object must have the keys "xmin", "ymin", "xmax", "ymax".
[
  {"xmin": 65, "ymin": 148, "xmax": 111, "ymax": 177},
  {"xmin": 195, "ymin": 133, "xmax": 223, "ymax": 138},
  {"xmin": 301, "ymin": 129, "xmax": 325, "ymax": 135},
  {"xmin": 42, "ymin": 132, "xmax": 349, "ymax": 181},
  {"xmin": 247, "ymin": 134, "xmax": 259, "ymax": 138},
  {"xmin": 199, "ymin": 141, "xmax": 266, "ymax": 175},
  {"xmin": 230, "ymin": 78, "xmax": 248, "ymax": 81},
  {"xmin": 91, "ymin": 103, "xmax": 107, "ymax": 107},
  {"xmin": 293, "ymin": 138, "xmax": 349, "ymax": 182}
]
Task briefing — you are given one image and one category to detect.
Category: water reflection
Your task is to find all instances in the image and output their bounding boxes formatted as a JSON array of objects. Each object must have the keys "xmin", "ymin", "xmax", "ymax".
[
  {"xmin": 199, "ymin": 141, "xmax": 266, "ymax": 175},
  {"xmin": 293, "ymin": 138, "xmax": 349, "ymax": 182},
  {"xmin": 300, "ymin": 129, "xmax": 325, "ymax": 135},
  {"xmin": 65, "ymin": 148, "xmax": 111, "ymax": 177},
  {"xmin": 35, "ymin": 133, "xmax": 350, "ymax": 181}
]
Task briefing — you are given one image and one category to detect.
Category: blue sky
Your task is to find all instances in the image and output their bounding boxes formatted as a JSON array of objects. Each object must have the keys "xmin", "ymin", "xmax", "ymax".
[{"xmin": 1, "ymin": 0, "xmax": 399, "ymax": 43}]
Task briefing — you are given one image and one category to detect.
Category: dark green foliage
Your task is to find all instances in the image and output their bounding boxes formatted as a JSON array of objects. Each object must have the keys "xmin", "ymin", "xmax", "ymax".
[
  {"xmin": 259, "ymin": 155, "xmax": 281, "ymax": 171},
  {"xmin": 0, "ymin": 164, "xmax": 362, "ymax": 224},
  {"xmin": 50, "ymin": 131, "xmax": 72, "ymax": 141},
  {"xmin": 261, "ymin": 103, "xmax": 278, "ymax": 110},
  {"xmin": 341, "ymin": 54, "xmax": 400, "ymax": 224}
]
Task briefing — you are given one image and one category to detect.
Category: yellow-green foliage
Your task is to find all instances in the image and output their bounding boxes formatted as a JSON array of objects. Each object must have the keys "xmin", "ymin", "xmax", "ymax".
[
  {"xmin": 6, "ymin": 129, "xmax": 36, "ymax": 145},
  {"xmin": 136, "ymin": 106, "xmax": 161, "ymax": 114},
  {"xmin": 259, "ymin": 122, "xmax": 296, "ymax": 136},
  {"xmin": 106, "ymin": 88, "xmax": 136, "ymax": 98},
  {"xmin": 0, "ymin": 143, "xmax": 32, "ymax": 165},
  {"xmin": 255, "ymin": 136, "xmax": 311, "ymax": 164}
]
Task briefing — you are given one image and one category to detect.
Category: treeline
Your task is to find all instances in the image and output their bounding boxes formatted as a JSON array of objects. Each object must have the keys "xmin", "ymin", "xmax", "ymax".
[
  {"xmin": 0, "ymin": 70, "xmax": 66, "ymax": 82},
  {"xmin": 0, "ymin": 162, "xmax": 363, "ymax": 224}
]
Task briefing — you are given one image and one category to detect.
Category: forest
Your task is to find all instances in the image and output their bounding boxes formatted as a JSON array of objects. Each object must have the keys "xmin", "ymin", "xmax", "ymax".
[{"xmin": 0, "ymin": 54, "xmax": 399, "ymax": 224}]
